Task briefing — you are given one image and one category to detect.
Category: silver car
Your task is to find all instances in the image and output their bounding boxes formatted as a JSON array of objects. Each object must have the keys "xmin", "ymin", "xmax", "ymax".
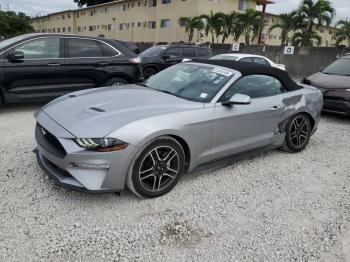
[{"xmin": 34, "ymin": 60, "xmax": 323, "ymax": 198}]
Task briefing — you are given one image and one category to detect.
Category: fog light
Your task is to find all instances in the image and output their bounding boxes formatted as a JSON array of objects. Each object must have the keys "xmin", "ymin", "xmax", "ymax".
[{"xmin": 71, "ymin": 162, "xmax": 110, "ymax": 170}]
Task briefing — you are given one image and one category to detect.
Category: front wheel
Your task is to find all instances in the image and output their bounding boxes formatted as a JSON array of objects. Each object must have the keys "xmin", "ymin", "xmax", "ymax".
[
  {"xmin": 143, "ymin": 67, "xmax": 158, "ymax": 79},
  {"xmin": 103, "ymin": 77, "xmax": 129, "ymax": 86},
  {"xmin": 282, "ymin": 114, "xmax": 312, "ymax": 153},
  {"xmin": 126, "ymin": 136, "xmax": 185, "ymax": 198}
]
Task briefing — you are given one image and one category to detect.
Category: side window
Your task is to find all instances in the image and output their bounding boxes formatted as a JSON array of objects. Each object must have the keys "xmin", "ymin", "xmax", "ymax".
[
  {"xmin": 66, "ymin": 38, "xmax": 103, "ymax": 58},
  {"xmin": 239, "ymin": 57, "xmax": 254, "ymax": 63},
  {"xmin": 13, "ymin": 38, "xmax": 60, "ymax": 59},
  {"xmin": 182, "ymin": 47, "xmax": 196, "ymax": 57},
  {"xmin": 99, "ymin": 42, "xmax": 120, "ymax": 57},
  {"xmin": 163, "ymin": 47, "xmax": 181, "ymax": 57},
  {"xmin": 253, "ymin": 57, "xmax": 270, "ymax": 66},
  {"xmin": 221, "ymin": 75, "xmax": 281, "ymax": 101},
  {"xmin": 275, "ymin": 78, "xmax": 287, "ymax": 94},
  {"xmin": 196, "ymin": 48, "xmax": 208, "ymax": 57}
]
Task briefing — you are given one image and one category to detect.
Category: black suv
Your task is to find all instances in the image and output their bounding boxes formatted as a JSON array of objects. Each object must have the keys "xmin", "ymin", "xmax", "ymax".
[
  {"xmin": 0, "ymin": 33, "xmax": 143, "ymax": 107},
  {"xmin": 139, "ymin": 44, "xmax": 213, "ymax": 78}
]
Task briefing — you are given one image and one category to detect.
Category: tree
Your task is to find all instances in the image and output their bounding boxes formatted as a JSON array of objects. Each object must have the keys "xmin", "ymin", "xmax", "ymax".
[
  {"xmin": 296, "ymin": 0, "xmax": 335, "ymax": 46},
  {"xmin": 238, "ymin": 8, "xmax": 264, "ymax": 45},
  {"xmin": 178, "ymin": 16, "xmax": 204, "ymax": 42},
  {"xmin": 292, "ymin": 30, "xmax": 322, "ymax": 46},
  {"xmin": 0, "ymin": 11, "xmax": 33, "ymax": 38},
  {"xmin": 334, "ymin": 20, "xmax": 350, "ymax": 47},
  {"xmin": 73, "ymin": 0, "xmax": 113, "ymax": 7},
  {"xmin": 200, "ymin": 11, "xmax": 224, "ymax": 43},
  {"xmin": 269, "ymin": 11, "xmax": 299, "ymax": 45}
]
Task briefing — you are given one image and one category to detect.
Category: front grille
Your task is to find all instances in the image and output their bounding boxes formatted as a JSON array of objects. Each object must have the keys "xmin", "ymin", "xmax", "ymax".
[{"xmin": 36, "ymin": 124, "xmax": 66, "ymax": 158}]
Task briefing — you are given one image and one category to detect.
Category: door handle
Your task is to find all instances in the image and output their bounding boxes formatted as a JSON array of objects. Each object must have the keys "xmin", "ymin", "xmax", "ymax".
[
  {"xmin": 47, "ymin": 63, "xmax": 61, "ymax": 66},
  {"xmin": 270, "ymin": 105, "xmax": 285, "ymax": 111}
]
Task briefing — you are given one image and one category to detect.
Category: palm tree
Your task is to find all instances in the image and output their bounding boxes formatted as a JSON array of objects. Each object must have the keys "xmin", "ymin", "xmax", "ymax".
[
  {"xmin": 220, "ymin": 12, "xmax": 243, "ymax": 44},
  {"xmin": 238, "ymin": 8, "xmax": 265, "ymax": 45},
  {"xmin": 296, "ymin": 0, "xmax": 335, "ymax": 46},
  {"xmin": 269, "ymin": 11, "xmax": 298, "ymax": 45},
  {"xmin": 292, "ymin": 30, "xmax": 322, "ymax": 46},
  {"xmin": 334, "ymin": 20, "xmax": 350, "ymax": 47},
  {"xmin": 178, "ymin": 16, "xmax": 204, "ymax": 42},
  {"xmin": 200, "ymin": 11, "xmax": 223, "ymax": 43}
]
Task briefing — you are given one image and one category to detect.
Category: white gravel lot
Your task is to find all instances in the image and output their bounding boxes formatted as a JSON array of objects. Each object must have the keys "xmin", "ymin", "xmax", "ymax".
[{"xmin": 0, "ymin": 103, "xmax": 350, "ymax": 262}]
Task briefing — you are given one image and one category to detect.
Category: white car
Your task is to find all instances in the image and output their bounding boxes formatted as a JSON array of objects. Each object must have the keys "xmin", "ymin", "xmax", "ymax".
[{"xmin": 209, "ymin": 53, "xmax": 286, "ymax": 71}]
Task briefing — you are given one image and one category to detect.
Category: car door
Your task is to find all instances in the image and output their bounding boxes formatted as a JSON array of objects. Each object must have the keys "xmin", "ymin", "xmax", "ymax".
[
  {"xmin": 4, "ymin": 36, "xmax": 66, "ymax": 100},
  {"xmin": 211, "ymin": 74, "xmax": 286, "ymax": 160},
  {"xmin": 63, "ymin": 37, "xmax": 115, "ymax": 90},
  {"xmin": 159, "ymin": 47, "xmax": 182, "ymax": 70}
]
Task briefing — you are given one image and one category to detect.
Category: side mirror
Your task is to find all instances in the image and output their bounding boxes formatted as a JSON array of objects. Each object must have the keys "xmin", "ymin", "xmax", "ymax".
[
  {"xmin": 222, "ymin": 94, "xmax": 251, "ymax": 107},
  {"xmin": 7, "ymin": 51, "xmax": 24, "ymax": 62}
]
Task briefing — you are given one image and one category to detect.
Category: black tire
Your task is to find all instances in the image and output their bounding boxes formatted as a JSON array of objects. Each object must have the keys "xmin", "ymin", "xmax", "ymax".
[
  {"xmin": 282, "ymin": 113, "xmax": 312, "ymax": 153},
  {"xmin": 143, "ymin": 67, "xmax": 158, "ymax": 79},
  {"xmin": 126, "ymin": 136, "xmax": 185, "ymax": 198},
  {"xmin": 103, "ymin": 77, "xmax": 129, "ymax": 86}
]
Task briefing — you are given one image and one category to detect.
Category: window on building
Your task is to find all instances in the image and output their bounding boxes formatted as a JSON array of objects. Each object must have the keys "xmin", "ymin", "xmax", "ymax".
[
  {"xmin": 148, "ymin": 21, "xmax": 156, "ymax": 29},
  {"xmin": 162, "ymin": 0, "xmax": 171, "ymax": 4},
  {"xmin": 108, "ymin": 24, "xmax": 114, "ymax": 31},
  {"xmin": 148, "ymin": 0, "xmax": 157, "ymax": 7},
  {"xmin": 238, "ymin": 0, "xmax": 249, "ymax": 10},
  {"xmin": 160, "ymin": 19, "xmax": 171, "ymax": 28},
  {"xmin": 13, "ymin": 37, "xmax": 60, "ymax": 59},
  {"xmin": 121, "ymin": 3, "xmax": 127, "ymax": 11},
  {"xmin": 57, "ymin": 28, "xmax": 60, "ymax": 33},
  {"xmin": 63, "ymin": 27, "xmax": 66, "ymax": 32},
  {"xmin": 68, "ymin": 27, "xmax": 71, "ymax": 32},
  {"xmin": 66, "ymin": 39, "xmax": 103, "ymax": 58}
]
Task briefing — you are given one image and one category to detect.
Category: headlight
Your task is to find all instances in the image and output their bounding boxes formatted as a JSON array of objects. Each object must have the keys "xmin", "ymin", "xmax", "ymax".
[
  {"xmin": 75, "ymin": 138, "xmax": 128, "ymax": 152},
  {"xmin": 345, "ymin": 89, "xmax": 350, "ymax": 92}
]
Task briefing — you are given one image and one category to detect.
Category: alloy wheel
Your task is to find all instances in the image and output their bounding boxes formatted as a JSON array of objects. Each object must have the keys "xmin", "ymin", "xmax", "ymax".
[
  {"xmin": 289, "ymin": 116, "xmax": 309, "ymax": 148},
  {"xmin": 138, "ymin": 146, "xmax": 179, "ymax": 192}
]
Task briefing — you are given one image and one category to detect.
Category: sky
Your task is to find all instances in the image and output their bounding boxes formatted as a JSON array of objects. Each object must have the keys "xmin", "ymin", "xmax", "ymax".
[{"xmin": 0, "ymin": 0, "xmax": 348, "ymax": 21}]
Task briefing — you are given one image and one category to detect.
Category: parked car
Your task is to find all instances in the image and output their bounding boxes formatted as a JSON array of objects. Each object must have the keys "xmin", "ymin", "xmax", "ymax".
[
  {"xmin": 210, "ymin": 53, "xmax": 286, "ymax": 70},
  {"xmin": 139, "ymin": 44, "xmax": 213, "ymax": 78},
  {"xmin": 0, "ymin": 33, "xmax": 143, "ymax": 107},
  {"xmin": 34, "ymin": 60, "xmax": 323, "ymax": 198},
  {"xmin": 303, "ymin": 54, "xmax": 350, "ymax": 116}
]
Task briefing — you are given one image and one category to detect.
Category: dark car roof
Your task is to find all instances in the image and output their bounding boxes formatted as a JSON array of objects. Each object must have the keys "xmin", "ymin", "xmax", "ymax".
[
  {"xmin": 0, "ymin": 33, "xmax": 137, "ymax": 57},
  {"xmin": 194, "ymin": 59, "xmax": 302, "ymax": 91}
]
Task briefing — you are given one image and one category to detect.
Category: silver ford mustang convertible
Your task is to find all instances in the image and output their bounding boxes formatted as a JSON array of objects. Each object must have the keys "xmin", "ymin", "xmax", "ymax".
[{"xmin": 34, "ymin": 60, "xmax": 323, "ymax": 198}]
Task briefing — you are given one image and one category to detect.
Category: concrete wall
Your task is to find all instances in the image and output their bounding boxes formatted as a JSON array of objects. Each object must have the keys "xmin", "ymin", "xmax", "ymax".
[{"xmin": 139, "ymin": 43, "xmax": 350, "ymax": 79}]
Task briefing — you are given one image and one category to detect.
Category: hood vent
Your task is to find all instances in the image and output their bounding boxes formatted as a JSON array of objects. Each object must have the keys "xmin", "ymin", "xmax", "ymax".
[{"xmin": 89, "ymin": 107, "xmax": 105, "ymax": 113}]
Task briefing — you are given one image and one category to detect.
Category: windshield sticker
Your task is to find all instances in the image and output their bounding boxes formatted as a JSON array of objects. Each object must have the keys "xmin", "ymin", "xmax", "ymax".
[
  {"xmin": 200, "ymin": 93, "xmax": 208, "ymax": 99},
  {"xmin": 211, "ymin": 67, "xmax": 233, "ymax": 77}
]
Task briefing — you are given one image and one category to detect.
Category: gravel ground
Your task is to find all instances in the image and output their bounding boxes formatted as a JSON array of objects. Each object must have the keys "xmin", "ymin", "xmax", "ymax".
[{"xmin": 1, "ymin": 103, "xmax": 350, "ymax": 262}]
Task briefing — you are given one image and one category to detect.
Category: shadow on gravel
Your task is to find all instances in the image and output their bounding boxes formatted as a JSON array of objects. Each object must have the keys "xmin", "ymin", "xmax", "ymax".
[
  {"xmin": 321, "ymin": 112, "xmax": 350, "ymax": 122},
  {"xmin": 0, "ymin": 102, "xmax": 46, "ymax": 114}
]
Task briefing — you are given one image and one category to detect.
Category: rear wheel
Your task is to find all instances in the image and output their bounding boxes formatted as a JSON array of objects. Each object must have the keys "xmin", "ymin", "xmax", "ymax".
[
  {"xmin": 282, "ymin": 114, "xmax": 312, "ymax": 153},
  {"xmin": 103, "ymin": 77, "xmax": 129, "ymax": 86},
  {"xmin": 143, "ymin": 67, "xmax": 158, "ymax": 79},
  {"xmin": 127, "ymin": 136, "xmax": 185, "ymax": 198}
]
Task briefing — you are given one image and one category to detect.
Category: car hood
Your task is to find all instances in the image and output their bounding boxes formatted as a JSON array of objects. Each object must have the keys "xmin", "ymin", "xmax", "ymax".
[
  {"xmin": 307, "ymin": 72, "xmax": 350, "ymax": 89},
  {"xmin": 41, "ymin": 85, "xmax": 203, "ymax": 138}
]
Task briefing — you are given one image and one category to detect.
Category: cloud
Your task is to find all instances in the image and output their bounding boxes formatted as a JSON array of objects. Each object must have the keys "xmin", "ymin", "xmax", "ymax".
[{"xmin": 262, "ymin": 0, "xmax": 348, "ymax": 21}]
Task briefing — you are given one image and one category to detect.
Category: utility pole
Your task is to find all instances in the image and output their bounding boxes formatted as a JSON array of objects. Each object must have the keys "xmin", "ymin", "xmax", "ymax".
[{"xmin": 7, "ymin": 2, "xmax": 10, "ymax": 11}]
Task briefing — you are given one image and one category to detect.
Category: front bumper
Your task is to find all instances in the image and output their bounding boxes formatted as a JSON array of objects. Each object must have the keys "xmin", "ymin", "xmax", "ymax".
[
  {"xmin": 323, "ymin": 90, "xmax": 350, "ymax": 116},
  {"xmin": 35, "ymin": 111, "xmax": 137, "ymax": 193}
]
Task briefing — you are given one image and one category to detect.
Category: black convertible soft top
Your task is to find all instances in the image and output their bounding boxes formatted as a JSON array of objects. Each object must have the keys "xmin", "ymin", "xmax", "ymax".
[{"xmin": 194, "ymin": 59, "xmax": 302, "ymax": 91}]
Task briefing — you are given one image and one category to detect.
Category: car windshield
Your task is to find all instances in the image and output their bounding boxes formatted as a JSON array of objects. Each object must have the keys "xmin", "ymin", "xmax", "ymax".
[
  {"xmin": 210, "ymin": 54, "xmax": 239, "ymax": 61},
  {"xmin": 139, "ymin": 45, "xmax": 167, "ymax": 58},
  {"xmin": 0, "ymin": 35, "xmax": 30, "ymax": 50},
  {"xmin": 322, "ymin": 58, "xmax": 350, "ymax": 76},
  {"xmin": 143, "ymin": 63, "xmax": 234, "ymax": 102}
]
